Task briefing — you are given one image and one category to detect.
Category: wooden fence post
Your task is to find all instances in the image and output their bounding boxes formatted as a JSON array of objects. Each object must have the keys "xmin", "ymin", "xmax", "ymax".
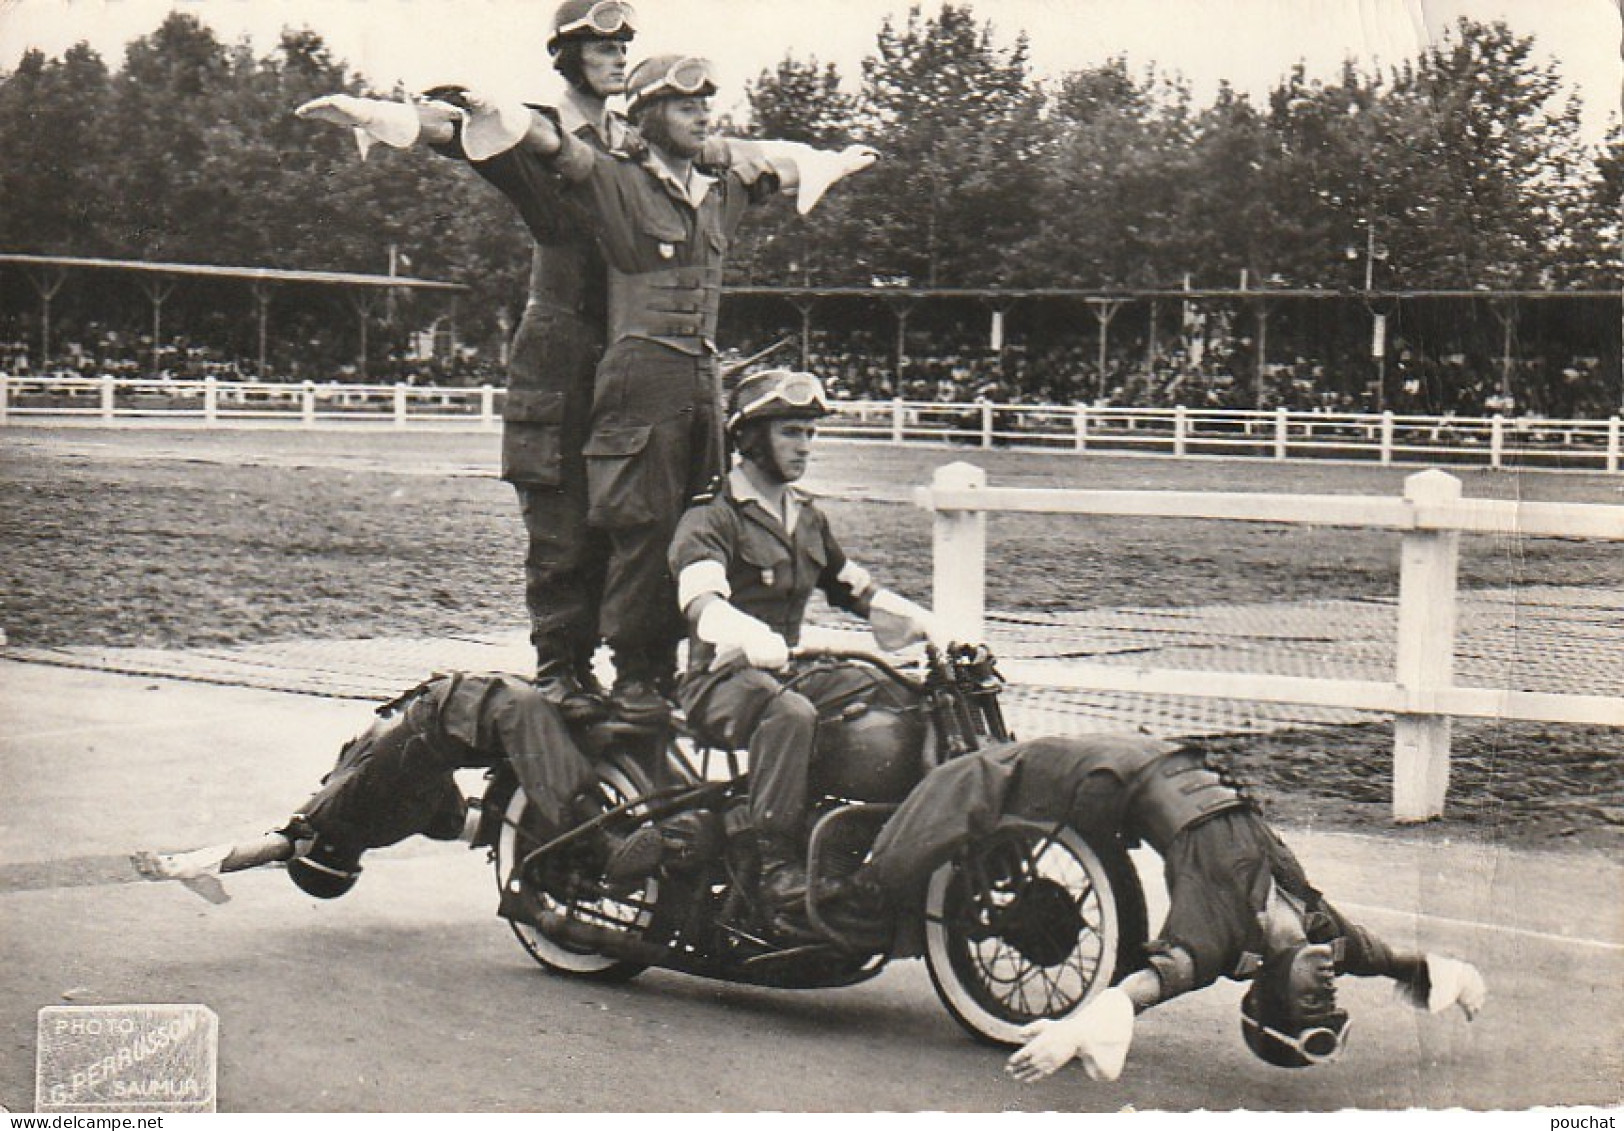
[
  {"xmin": 1074, "ymin": 405, "xmax": 1088, "ymax": 452},
  {"xmin": 1489, "ymin": 414, "xmax": 1505, "ymax": 469},
  {"xmin": 1607, "ymin": 416, "xmax": 1620, "ymax": 474},
  {"xmin": 1273, "ymin": 406, "xmax": 1288, "ymax": 460},
  {"xmin": 301, "ymin": 381, "xmax": 316, "ymax": 428},
  {"xmin": 1380, "ymin": 411, "xmax": 1395, "ymax": 465},
  {"xmin": 0, "ymin": 373, "xmax": 9, "ymax": 425},
  {"xmin": 480, "ymin": 384, "xmax": 495, "ymax": 428},
  {"xmin": 929, "ymin": 462, "xmax": 987, "ymax": 644},
  {"xmin": 100, "ymin": 375, "xmax": 116, "ymax": 422},
  {"xmin": 891, "ymin": 397, "xmax": 905, "ymax": 444},
  {"xmin": 1174, "ymin": 405, "xmax": 1187, "ymax": 457},
  {"xmin": 203, "ymin": 376, "xmax": 218, "ymax": 424},
  {"xmin": 393, "ymin": 383, "xmax": 408, "ymax": 429},
  {"xmin": 1392, "ymin": 469, "xmax": 1461, "ymax": 822},
  {"xmin": 980, "ymin": 401, "xmax": 993, "ymax": 449}
]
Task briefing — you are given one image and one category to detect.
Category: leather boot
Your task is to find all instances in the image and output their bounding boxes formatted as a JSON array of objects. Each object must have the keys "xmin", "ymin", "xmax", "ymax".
[
  {"xmin": 534, "ymin": 656, "xmax": 609, "ymax": 725},
  {"xmin": 814, "ymin": 871, "xmax": 894, "ymax": 952},
  {"xmin": 757, "ymin": 837, "xmax": 813, "ymax": 938},
  {"xmin": 603, "ymin": 824, "xmax": 669, "ymax": 887},
  {"xmin": 609, "ymin": 679, "xmax": 669, "ymax": 725},
  {"xmin": 608, "ymin": 651, "xmax": 672, "ymax": 725}
]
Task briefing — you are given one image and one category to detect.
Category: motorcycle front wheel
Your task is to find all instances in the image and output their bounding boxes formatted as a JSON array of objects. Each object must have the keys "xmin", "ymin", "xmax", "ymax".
[
  {"xmin": 493, "ymin": 759, "xmax": 657, "ymax": 983},
  {"xmin": 923, "ymin": 817, "xmax": 1147, "ymax": 1046}
]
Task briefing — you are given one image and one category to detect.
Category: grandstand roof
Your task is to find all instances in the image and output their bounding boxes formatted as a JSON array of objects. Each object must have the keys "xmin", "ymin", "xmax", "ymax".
[
  {"xmin": 0, "ymin": 253, "xmax": 466, "ymax": 292},
  {"xmin": 727, "ymin": 284, "xmax": 1622, "ymax": 302}
]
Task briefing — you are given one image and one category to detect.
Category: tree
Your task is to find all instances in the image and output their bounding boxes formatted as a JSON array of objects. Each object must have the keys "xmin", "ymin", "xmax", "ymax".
[
  {"xmin": 1386, "ymin": 18, "xmax": 1589, "ymax": 287},
  {"xmin": 746, "ymin": 57, "xmax": 857, "ymax": 145},
  {"xmin": 1010, "ymin": 59, "xmax": 1195, "ymax": 288},
  {"xmin": 840, "ymin": 2, "xmax": 1048, "ymax": 286},
  {"xmin": 0, "ymin": 44, "xmax": 115, "ymax": 255}
]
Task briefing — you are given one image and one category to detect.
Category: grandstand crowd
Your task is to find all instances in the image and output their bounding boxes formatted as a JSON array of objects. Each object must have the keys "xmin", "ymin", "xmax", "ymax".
[{"xmin": 4, "ymin": 318, "xmax": 1615, "ymax": 420}]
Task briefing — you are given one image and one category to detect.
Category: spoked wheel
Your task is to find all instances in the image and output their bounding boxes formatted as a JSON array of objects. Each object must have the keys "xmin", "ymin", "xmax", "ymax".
[
  {"xmin": 923, "ymin": 817, "xmax": 1147, "ymax": 1046},
  {"xmin": 493, "ymin": 760, "xmax": 657, "ymax": 983}
]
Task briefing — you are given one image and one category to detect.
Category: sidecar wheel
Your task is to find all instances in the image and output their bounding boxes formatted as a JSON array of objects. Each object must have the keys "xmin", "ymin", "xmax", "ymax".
[
  {"xmin": 923, "ymin": 818, "xmax": 1147, "ymax": 1047},
  {"xmin": 493, "ymin": 762, "xmax": 654, "ymax": 983}
]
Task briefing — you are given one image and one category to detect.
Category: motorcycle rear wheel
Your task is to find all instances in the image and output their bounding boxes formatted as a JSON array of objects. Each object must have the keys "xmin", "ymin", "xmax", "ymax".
[
  {"xmin": 923, "ymin": 817, "xmax": 1147, "ymax": 1046},
  {"xmin": 493, "ymin": 760, "xmax": 656, "ymax": 983}
]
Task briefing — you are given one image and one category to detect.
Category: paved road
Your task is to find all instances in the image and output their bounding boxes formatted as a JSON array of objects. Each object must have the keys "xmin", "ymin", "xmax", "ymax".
[{"xmin": 2, "ymin": 658, "xmax": 1620, "ymax": 1112}]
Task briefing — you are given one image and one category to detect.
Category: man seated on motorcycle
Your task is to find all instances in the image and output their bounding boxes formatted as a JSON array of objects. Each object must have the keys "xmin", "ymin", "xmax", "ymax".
[
  {"xmin": 832, "ymin": 734, "xmax": 1487, "ymax": 1080},
  {"xmin": 648, "ymin": 368, "xmax": 944, "ymax": 936},
  {"xmin": 132, "ymin": 672, "xmax": 616, "ymax": 901}
]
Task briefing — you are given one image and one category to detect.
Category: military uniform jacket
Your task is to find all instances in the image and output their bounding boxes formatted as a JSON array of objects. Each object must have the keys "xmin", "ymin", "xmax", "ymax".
[
  {"xmin": 552, "ymin": 130, "xmax": 778, "ymax": 354},
  {"xmin": 435, "ymin": 89, "xmax": 625, "ymax": 484},
  {"xmin": 669, "ymin": 469, "xmax": 868, "ymax": 674}
]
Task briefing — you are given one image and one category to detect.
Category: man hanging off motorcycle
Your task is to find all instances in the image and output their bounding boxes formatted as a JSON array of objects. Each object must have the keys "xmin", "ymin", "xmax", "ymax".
[
  {"xmin": 130, "ymin": 673, "xmax": 636, "ymax": 901},
  {"xmin": 822, "ymin": 733, "xmax": 1488, "ymax": 1080},
  {"xmin": 627, "ymin": 367, "xmax": 949, "ymax": 937}
]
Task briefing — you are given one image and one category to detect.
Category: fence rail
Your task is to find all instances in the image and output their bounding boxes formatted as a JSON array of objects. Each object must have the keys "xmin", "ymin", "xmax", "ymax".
[
  {"xmin": 918, "ymin": 461, "xmax": 1624, "ymax": 822},
  {"xmin": 2, "ymin": 374, "xmax": 1619, "ymax": 472}
]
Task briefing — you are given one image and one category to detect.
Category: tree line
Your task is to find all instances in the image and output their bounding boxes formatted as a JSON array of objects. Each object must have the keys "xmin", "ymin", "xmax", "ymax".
[{"xmin": 0, "ymin": 3, "xmax": 1618, "ymax": 384}]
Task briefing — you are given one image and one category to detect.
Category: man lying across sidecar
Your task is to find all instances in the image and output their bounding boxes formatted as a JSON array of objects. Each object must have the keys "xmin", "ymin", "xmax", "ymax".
[{"xmin": 129, "ymin": 671, "xmax": 629, "ymax": 900}]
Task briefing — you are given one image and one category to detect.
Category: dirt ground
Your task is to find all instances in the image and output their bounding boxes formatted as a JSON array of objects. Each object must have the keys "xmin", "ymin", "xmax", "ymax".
[{"xmin": 2, "ymin": 425, "xmax": 1619, "ymax": 854}]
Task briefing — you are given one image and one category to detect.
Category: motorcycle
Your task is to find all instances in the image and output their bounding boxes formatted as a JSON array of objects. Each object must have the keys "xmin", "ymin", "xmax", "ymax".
[{"xmin": 476, "ymin": 644, "xmax": 1149, "ymax": 1046}]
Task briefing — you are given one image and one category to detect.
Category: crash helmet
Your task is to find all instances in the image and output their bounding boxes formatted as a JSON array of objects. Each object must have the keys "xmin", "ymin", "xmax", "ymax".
[
  {"xmin": 1239, "ymin": 947, "xmax": 1352, "ymax": 1068},
  {"xmin": 625, "ymin": 54, "xmax": 718, "ymax": 116},
  {"xmin": 286, "ymin": 837, "xmax": 363, "ymax": 900},
  {"xmin": 726, "ymin": 369, "xmax": 830, "ymax": 437},
  {"xmin": 548, "ymin": 0, "xmax": 638, "ymax": 54}
]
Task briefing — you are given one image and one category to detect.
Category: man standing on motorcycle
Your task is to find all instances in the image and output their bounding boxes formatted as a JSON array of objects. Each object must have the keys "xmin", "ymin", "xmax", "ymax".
[
  {"xmin": 132, "ymin": 673, "xmax": 607, "ymax": 901},
  {"xmin": 834, "ymin": 734, "xmax": 1487, "ymax": 1080},
  {"xmin": 424, "ymin": 58, "xmax": 878, "ymax": 726},
  {"xmin": 653, "ymin": 368, "xmax": 945, "ymax": 935},
  {"xmin": 294, "ymin": 1, "xmax": 640, "ymax": 726}
]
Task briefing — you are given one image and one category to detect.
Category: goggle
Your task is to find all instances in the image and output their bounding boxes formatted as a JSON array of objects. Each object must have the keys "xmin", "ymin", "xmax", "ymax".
[
  {"xmin": 556, "ymin": 0, "xmax": 638, "ymax": 40},
  {"xmin": 632, "ymin": 56, "xmax": 717, "ymax": 106},
  {"xmin": 730, "ymin": 371, "xmax": 829, "ymax": 426},
  {"xmin": 1242, "ymin": 1014, "xmax": 1351, "ymax": 1065}
]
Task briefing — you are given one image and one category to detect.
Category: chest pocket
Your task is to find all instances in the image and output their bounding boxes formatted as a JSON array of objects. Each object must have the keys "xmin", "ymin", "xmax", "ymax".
[
  {"xmin": 736, "ymin": 528, "xmax": 793, "ymax": 598},
  {"xmin": 640, "ymin": 213, "xmax": 689, "ymax": 263}
]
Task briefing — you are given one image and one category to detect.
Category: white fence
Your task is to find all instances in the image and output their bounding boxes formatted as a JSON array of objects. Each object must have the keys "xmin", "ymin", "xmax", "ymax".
[
  {"xmin": 0, "ymin": 374, "xmax": 500, "ymax": 430},
  {"xmin": 2, "ymin": 374, "xmax": 1620, "ymax": 472},
  {"xmin": 918, "ymin": 461, "xmax": 1624, "ymax": 822}
]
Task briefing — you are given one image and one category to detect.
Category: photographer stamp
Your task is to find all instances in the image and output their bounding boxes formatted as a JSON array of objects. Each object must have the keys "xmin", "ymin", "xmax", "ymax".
[{"xmin": 35, "ymin": 1005, "xmax": 217, "ymax": 1113}]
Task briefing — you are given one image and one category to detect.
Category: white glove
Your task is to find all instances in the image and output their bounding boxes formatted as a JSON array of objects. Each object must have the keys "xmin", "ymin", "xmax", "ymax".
[
  {"xmin": 1006, "ymin": 987, "xmax": 1135, "ymax": 1083},
  {"xmin": 295, "ymin": 94, "xmax": 421, "ymax": 159},
  {"xmin": 868, "ymin": 588, "xmax": 945, "ymax": 652},
  {"xmin": 696, "ymin": 600, "xmax": 790, "ymax": 671},
  {"xmin": 459, "ymin": 90, "xmax": 533, "ymax": 162},
  {"xmin": 1423, "ymin": 954, "xmax": 1487, "ymax": 1020},
  {"xmin": 756, "ymin": 141, "xmax": 880, "ymax": 215},
  {"xmin": 130, "ymin": 846, "xmax": 233, "ymax": 905}
]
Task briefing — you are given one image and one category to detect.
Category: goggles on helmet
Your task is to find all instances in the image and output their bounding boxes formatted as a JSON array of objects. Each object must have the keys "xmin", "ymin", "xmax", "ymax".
[
  {"xmin": 629, "ymin": 56, "xmax": 718, "ymax": 111},
  {"xmin": 728, "ymin": 370, "xmax": 830, "ymax": 430},
  {"xmin": 556, "ymin": 0, "xmax": 638, "ymax": 40},
  {"xmin": 1241, "ymin": 1014, "xmax": 1351, "ymax": 1066}
]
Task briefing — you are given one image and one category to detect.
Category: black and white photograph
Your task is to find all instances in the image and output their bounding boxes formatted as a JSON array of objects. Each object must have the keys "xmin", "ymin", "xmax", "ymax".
[{"xmin": 0, "ymin": 0, "xmax": 1620, "ymax": 1118}]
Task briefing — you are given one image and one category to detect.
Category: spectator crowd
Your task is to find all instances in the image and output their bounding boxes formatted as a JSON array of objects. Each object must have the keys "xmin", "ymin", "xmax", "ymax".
[{"xmin": 6, "ymin": 315, "xmax": 1616, "ymax": 420}]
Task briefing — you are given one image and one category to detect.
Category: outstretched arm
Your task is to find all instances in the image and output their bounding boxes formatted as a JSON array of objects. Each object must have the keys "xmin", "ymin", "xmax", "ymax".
[
  {"xmin": 295, "ymin": 92, "xmax": 564, "ymax": 162},
  {"xmin": 699, "ymin": 137, "xmax": 880, "ymax": 215},
  {"xmin": 1005, "ymin": 968, "xmax": 1167, "ymax": 1083},
  {"xmin": 130, "ymin": 830, "xmax": 297, "ymax": 905},
  {"xmin": 1332, "ymin": 908, "xmax": 1487, "ymax": 1020},
  {"xmin": 295, "ymin": 93, "xmax": 463, "ymax": 155}
]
